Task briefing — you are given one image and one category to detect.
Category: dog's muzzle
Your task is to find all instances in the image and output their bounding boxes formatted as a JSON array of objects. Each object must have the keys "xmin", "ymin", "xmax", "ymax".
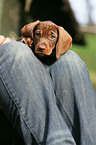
[{"xmin": 35, "ymin": 39, "xmax": 53, "ymax": 56}]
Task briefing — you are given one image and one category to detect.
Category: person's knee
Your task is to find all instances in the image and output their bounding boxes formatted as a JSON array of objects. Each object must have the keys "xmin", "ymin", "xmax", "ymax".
[
  {"xmin": 50, "ymin": 50, "xmax": 89, "ymax": 78},
  {"xmin": 0, "ymin": 41, "xmax": 36, "ymax": 63},
  {"xmin": 0, "ymin": 41, "xmax": 31, "ymax": 56},
  {"xmin": 56, "ymin": 50, "xmax": 85, "ymax": 67}
]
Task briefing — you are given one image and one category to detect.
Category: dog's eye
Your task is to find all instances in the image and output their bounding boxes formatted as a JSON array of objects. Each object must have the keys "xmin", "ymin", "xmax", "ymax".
[
  {"xmin": 51, "ymin": 34, "xmax": 56, "ymax": 39},
  {"xmin": 50, "ymin": 32, "xmax": 57, "ymax": 39},
  {"xmin": 35, "ymin": 32, "xmax": 41, "ymax": 37}
]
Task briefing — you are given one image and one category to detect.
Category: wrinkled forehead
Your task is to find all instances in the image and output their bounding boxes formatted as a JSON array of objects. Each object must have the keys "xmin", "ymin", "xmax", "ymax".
[{"xmin": 35, "ymin": 21, "xmax": 58, "ymax": 33}]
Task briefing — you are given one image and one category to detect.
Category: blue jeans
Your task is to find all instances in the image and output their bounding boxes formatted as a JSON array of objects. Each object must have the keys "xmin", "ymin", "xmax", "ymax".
[{"xmin": 0, "ymin": 42, "xmax": 96, "ymax": 145}]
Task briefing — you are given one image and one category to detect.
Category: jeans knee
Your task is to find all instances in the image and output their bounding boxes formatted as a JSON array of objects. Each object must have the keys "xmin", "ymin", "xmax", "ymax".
[
  {"xmin": 0, "ymin": 41, "xmax": 32, "ymax": 57},
  {"xmin": 56, "ymin": 50, "xmax": 87, "ymax": 69},
  {"xmin": 0, "ymin": 41, "xmax": 37, "ymax": 65},
  {"xmin": 56, "ymin": 50, "xmax": 85, "ymax": 67},
  {"xmin": 0, "ymin": 41, "xmax": 37, "ymax": 78},
  {"xmin": 50, "ymin": 50, "xmax": 89, "ymax": 80}
]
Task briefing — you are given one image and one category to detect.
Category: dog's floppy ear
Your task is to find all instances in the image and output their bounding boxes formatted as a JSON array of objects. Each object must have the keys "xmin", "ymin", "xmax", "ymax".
[
  {"xmin": 21, "ymin": 20, "xmax": 40, "ymax": 38},
  {"xmin": 56, "ymin": 26, "xmax": 72, "ymax": 59}
]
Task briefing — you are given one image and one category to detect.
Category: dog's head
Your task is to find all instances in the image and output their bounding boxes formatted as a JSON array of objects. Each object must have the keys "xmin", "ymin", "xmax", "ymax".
[
  {"xmin": 33, "ymin": 21, "xmax": 58, "ymax": 58},
  {"xmin": 21, "ymin": 20, "xmax": 72, "ymax": 60}
]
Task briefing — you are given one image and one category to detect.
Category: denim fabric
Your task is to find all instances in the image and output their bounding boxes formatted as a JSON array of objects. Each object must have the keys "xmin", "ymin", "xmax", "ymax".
[
  {"xmin": 0, "ymin": 41, "xmax": 96, "ymax": 145},
  {"xmin": 46, "ymin": 51, "xmax": 96, "ymax": 145}
]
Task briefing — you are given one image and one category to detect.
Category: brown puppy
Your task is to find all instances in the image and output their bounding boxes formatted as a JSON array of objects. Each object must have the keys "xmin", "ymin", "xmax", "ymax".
[{"xmin": 19, "ymin": 20, "xmax": 72, "ymax": 64}]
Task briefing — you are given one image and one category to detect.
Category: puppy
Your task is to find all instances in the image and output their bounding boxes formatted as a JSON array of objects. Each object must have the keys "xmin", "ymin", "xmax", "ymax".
[{"xmin": 19, "ymin": 20, "xmax": 72, "ymax": 65}]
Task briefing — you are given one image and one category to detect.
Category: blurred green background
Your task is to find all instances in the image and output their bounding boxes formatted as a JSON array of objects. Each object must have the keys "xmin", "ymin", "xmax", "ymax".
[{"xmin": 72, "ymin": 33, "xmax": 96, "ymax": 92}]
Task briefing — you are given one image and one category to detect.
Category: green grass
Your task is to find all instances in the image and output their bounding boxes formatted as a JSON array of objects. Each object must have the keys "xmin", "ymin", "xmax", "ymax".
[{"xmin": 71, "ymin": 34, "xmax": 96, "ymax": 92}]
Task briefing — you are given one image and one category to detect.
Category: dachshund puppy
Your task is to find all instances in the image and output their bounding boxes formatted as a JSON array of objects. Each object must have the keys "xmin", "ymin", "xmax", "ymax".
[{"xmin": 19, "ymin": 20, "xmax": 72, "ymax": 65}]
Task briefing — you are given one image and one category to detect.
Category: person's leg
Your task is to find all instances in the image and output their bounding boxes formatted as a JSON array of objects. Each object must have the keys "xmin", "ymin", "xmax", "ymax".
[
  {"xmin": 0, "ymin": 42, "xmax": 76, "ymax": 145},
  {"xmin": 48, "ymin": 50, "xmax": 96, "ymax": 145}
]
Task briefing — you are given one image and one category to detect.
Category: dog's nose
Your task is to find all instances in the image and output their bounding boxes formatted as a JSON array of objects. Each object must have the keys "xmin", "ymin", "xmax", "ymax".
[{"xmin": 38, "ymin": 44, "xmax": 47, "ymax": 52}]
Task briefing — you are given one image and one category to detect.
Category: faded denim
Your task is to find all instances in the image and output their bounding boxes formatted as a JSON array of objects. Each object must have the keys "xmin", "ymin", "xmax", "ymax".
[{"xmin": 0, "ymin": 42, "xmax": 96, "ymax": 145}]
